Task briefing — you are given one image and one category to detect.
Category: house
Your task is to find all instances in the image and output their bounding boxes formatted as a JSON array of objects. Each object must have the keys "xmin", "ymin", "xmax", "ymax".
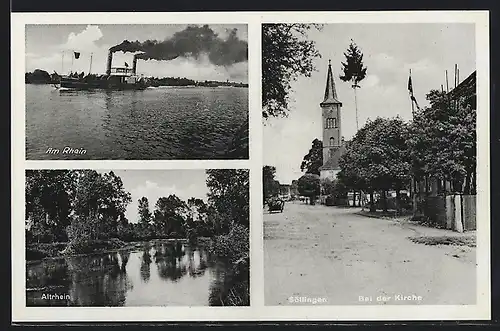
[{"xmin": 413, "ymin": 70, "xmax": 477, "ymax": 232}]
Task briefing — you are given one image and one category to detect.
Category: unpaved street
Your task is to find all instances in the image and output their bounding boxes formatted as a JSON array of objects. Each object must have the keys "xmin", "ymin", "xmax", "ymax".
[{"xmin": 264, "ymin": 202, "xmax": 476, "ymax": 305}]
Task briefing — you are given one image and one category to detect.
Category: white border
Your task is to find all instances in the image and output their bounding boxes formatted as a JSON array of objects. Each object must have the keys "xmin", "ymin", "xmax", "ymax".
[{"xmin": 11, "ymin": 11, "xmax": 490, "ymax": 322}]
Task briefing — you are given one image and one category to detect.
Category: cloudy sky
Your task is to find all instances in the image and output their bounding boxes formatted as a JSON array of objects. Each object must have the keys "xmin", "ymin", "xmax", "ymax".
[
  {"xmin": 263, "ymin": 23, "xmax": 476, "ymax": 184},
  {"xmin": 25, "ymin": 24, "xmax": 248, "ymax": 82},
  {"xmin": 97, "ymin": 170, "xmax": 209, "ymax": 223}
]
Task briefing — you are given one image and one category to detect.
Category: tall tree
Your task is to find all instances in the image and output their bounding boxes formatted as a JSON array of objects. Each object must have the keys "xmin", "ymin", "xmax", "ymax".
[
  {"xmin": 153, "ymin": 195, "xmax": 188, "ymax": 237},
  {"xmin": 72, "ymin": 170, "xmax": 132, "ymax": 239},
  {"xmin": 300, "ymin": 138, "xmax": 323, "ymax": 175},
  {"xmin": 25, "ymin": 170, "xmax": 77, "ymax": 242},
  {"xmin": 137, "ymin": 196, "xmax": 153, "ymax": 239},
  {"xmin": 262, "ymin": 166, "xmax": 280, "ymax": 203},
  {"xmin": 262, "ymin": 24, "xmax": 322, "ymax": 118},
  {"xmin": 407, "ymin": 88, "xmax": 476, "ymax": 194},
  {"xmin": 297, "ymin": 174, "xmax": 320, "ymax": 205},
  {"xmin": 339, "ymin": 40, "xmax": 367, "ymax": 131},
  {"xmin": 206, "ymin": 169, "xmax": 249, "ymax": 231},
  {"xmin": 186, "ymin": 197, "xmax": 210, "ymax": 239},
  {"xmin": 138, "ymin": 197, "xmax": 152, "ymax": 225},
  {"xmin": 339, "ymin": 117, "xmax": 411, "ymax": 213}
]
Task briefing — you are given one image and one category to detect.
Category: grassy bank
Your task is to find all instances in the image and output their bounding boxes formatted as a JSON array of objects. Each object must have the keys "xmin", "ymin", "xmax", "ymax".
[
  {"xmin": 26, "ymin": 237, "xmax": 215, "ymax": 262},
  {"xmin": 355, "ymin": 210, "xmax": 413, "ymax": 220},
  {"xmin": 26, "ymin": 238, "xmax": 127, "ymax": 262},
  {"xmin": 207, "ymin": 224, "xmax": 250, "ymax": 306},
  {"xmin": 408, "ymin": 235, "xmax": 476, "ymax": 247}
]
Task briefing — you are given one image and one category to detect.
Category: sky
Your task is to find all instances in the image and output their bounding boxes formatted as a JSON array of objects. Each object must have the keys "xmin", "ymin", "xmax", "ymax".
[
  {"xmin": 97, "ymin": 170, "xmax": 209, "ymax": 223},
  {"xmin": 263, "ymin": 23, "xmax": 476, "ymax": 184},
  {"xmin": 25, "ymin": 24, "xmax": 248, "ymax": 82}
]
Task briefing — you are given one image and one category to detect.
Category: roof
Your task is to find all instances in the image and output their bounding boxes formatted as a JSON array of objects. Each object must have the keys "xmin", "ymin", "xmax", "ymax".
[
  {"xmin": 448, "ymin": 70, "xmax": 476, "ymax": 99},
  {"xmin": 320, "ymin": 60, "xmax": 342, "ymax": 106},
  {"xmin": 319, "ymin": 145, "xmax": 346, "ymax": 171}
]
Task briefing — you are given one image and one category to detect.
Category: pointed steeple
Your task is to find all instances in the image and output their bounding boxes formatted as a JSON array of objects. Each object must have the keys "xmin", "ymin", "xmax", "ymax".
[{"xmin": 321, "ymin": 59, "xmax": 342, "ymax": 106}]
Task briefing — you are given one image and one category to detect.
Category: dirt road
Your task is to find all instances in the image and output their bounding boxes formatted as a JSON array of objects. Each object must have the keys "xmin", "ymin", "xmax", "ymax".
[{"xmin": 264, "ymin": 202, "xmax": 476, "ymax": 305}]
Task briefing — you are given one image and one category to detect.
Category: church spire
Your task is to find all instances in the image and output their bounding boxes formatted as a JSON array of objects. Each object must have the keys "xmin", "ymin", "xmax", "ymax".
[{"xmin": 321, "ymin": 59, "xmax": 342, "ymax": 106}]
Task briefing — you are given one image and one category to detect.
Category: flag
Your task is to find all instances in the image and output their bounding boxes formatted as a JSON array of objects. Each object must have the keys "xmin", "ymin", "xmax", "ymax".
[
  {"xmin": 74, "ymin": 52, "xmax": 80, "ymax": 59},
  {"xmin": 407, "ymin": 74, "xmax": 413, "ymax": 95},
  {"xmin": 124, "ymin": 62, "xmax": 129, "ymax": 67},
  {"xmin": 408, "ymin": 71, "xmax": 420, "ymax": 113}
]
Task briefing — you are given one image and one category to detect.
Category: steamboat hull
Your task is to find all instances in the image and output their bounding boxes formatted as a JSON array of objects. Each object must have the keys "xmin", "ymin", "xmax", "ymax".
[{"xmin": 60, "ymin": 78, "xmax": 148, "ymax": 90}]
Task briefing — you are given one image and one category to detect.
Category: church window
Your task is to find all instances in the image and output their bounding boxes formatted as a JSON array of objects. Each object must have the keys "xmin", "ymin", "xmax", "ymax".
[
  {"xmin": 329, "ymin": 137, "xmax": 334, "ymax": 146},
  {"xmin": 325, "ymin": 118, "xmax": 337, "ymax": 129}
]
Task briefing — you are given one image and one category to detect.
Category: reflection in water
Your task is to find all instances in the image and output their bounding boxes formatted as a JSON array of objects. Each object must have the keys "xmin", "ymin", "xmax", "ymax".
[
  {"xmin": 140, "ymin": 244, "xmax": 152, "ymax": 283},
  {"xmin": 64, "ymin": 252, "xmax": 131, "ymax": 306},
  {"xmin": 25, "ymin": 241, "xmax": 244, "ymax": 306}
]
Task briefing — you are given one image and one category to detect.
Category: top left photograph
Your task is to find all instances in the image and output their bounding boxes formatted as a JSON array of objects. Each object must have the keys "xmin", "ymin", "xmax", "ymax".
[{"xmin": 24, "ymin": 24, "xmax": 249, "ymax": 160}]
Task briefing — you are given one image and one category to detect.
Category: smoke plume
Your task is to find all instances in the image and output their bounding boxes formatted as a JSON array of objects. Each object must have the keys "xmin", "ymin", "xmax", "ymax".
[{"xmin": 109, "ymin": 25, "xmax": 247, "ymax": 66}]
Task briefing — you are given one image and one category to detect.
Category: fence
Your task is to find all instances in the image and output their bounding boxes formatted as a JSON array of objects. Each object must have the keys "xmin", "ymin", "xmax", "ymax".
[{"xmin": 420, "ymin": 194, "xmax": 476, "ymax": 232}]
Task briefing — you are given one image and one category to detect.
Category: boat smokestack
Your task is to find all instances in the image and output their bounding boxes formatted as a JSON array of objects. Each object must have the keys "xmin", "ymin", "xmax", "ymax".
[
  {"xmin": 106, "ymin": 50, "xmax": 113, "ymax": 75},
  {"xmin": 132, "ymin": 55, "xmax": 138, "ymax": 75}
]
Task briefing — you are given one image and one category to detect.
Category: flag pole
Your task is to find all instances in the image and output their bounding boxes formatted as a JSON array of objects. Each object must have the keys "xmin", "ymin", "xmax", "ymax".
[
  {"xmin": 408, "ymin": 68, "xmax": 418, "ymax": 215},
  {"xmin": 454, "ymin": 64, "xmax": 457, "ymax": 89},
  {"xmin": 445, "ymin": 70, "xmax": 449, "ymax": 93},
  {"xmin": 89, "ymin": 53, "xmax": 93, "ymax": 75}
]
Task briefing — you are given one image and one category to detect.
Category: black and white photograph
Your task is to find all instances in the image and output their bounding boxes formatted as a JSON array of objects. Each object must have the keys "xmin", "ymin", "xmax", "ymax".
[
  {"xmin": 25, "ymin": 24, "xmax": 249, "ymax": 160},
  {"xmin": 12, "ymin": 11, "xmax": 490, "ymax": 322},
  {"xmin": 263, "ymin": 23, "xmax": 479, "ymax": 305},
  {"xmin": 25, "ymin": 169, "xmax": 249, "ymax": 306}
]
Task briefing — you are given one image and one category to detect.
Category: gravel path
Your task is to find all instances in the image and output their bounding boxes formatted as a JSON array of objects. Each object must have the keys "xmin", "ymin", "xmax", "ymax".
[{"xmin": 264, "ymin": 202, "xmax": 476, "ymax": 306}]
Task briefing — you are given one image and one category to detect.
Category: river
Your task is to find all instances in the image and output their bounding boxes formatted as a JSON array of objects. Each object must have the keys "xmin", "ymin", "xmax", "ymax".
[
  {"xmin": 25, "ymin": 84, "xmax": 249, "ymax": 160},
  {"xmin": 26, "ymin": 241, "xmax": 246, "ymax": 306}
]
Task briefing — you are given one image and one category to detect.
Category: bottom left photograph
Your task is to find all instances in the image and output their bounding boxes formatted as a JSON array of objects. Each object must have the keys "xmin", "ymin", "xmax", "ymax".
[{"xmin": 24, "ymin": 169, "xmax": 249, "ymax": 307}]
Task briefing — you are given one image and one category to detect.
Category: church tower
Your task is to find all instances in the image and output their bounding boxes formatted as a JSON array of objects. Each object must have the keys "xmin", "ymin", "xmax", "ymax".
[{"xmin": 319, "ymin": 60, "xmax": 345, "ymax": 181}]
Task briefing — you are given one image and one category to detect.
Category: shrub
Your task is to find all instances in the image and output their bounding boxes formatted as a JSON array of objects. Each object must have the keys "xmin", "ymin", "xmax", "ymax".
[{"xmin": 209, "ymin": 223, "xmax": 249, "ymax": 265}]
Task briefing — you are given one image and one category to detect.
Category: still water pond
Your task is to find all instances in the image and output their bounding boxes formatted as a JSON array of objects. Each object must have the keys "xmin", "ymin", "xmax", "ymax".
[{"xmin": 26, "ymin": 241, "xmax": 240, "ymax": 306}]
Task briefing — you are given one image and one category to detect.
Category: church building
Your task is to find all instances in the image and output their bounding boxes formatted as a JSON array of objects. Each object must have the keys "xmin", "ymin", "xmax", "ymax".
[{"xmin": 319, "ymin": 60, "xmax": 346, "ymax": 184}]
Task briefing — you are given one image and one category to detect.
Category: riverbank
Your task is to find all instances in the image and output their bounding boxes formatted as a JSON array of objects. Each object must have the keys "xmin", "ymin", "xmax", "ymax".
[{"xmin": 26, "ymin": 237, "xmax": 214, "ymax": 263}]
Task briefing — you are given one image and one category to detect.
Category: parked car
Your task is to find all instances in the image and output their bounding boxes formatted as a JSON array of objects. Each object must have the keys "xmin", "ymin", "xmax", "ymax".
[{"xmin": 268, "ymin": 197, "xmax": 285, "ymax": 213}]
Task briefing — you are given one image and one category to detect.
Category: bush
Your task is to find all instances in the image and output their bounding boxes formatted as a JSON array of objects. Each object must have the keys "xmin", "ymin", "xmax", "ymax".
[
  {"xmin": 26, "ymin": 242, "xmax": 68, "ymax": 261},
  {"xmin": 63, "ymin": 238, "xmax": 126, "ymax": 255},
  {"xmin": 209, "ymin": 223, "xmax": 249, "ymax": 265}
]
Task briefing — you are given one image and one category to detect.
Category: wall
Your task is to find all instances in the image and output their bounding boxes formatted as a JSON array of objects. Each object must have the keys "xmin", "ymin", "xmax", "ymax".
[
  {"xmin": 420, "ymin": 194, "xmax": 476, "ymax": 232},
  {"xmin": 462, "ymin": 195, "xmax": 477, "ymax": 231},
  {"xmin": 422, "ymin": 196, "xmax": 447, "ymax": 227},
  {"xmin": 320, "ymin": 169, "xmax": 339, "ymax": 181}
]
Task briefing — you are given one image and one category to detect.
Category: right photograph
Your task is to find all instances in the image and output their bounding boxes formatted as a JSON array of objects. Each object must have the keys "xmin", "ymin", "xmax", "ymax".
[{"xmin": 262, "ymin": 23, "xmax": 477, "ymax": 305}]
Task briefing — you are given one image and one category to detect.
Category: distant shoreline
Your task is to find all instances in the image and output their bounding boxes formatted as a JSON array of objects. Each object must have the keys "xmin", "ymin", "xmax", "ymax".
[
  {"xmin": 25, "ymin": 69, "xmax": 248, "ymax": 88},
  {"xmin": 25, "ymin": 82, "xmax": 249, "ymax": 88}
]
